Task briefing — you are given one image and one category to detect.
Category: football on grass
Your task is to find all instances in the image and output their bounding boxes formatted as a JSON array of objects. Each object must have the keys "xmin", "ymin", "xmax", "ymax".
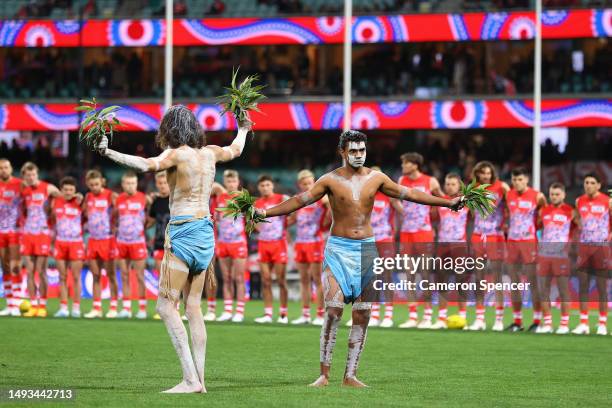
[{"xmin": 447, "ymin": 314, "xmax": 467, "ymax": 329}]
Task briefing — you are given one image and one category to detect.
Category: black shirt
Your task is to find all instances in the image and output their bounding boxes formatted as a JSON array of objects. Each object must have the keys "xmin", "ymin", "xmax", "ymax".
[{"xmin": 149, "ymin": 195, "xmax": 170, "ymax": 250}]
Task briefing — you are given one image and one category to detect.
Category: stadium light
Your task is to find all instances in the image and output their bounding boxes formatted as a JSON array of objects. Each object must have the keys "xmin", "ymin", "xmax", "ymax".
[
  {"xmin": 164, "ymin": 0, "xmax": 174, "ymax": 112},
  {"xmin": 532, "ymin": 0, "xmax": 542, "ymax": 190},
  {"xmin": 342, "ymin": 0, "xmax": 352, "ymax": 132}
]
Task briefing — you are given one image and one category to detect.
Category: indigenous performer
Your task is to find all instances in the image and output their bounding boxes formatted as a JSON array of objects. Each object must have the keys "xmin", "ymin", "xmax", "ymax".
[
  {"xmin": 257, "ymin": 130, "xmax": 463, "ymax": 387},
  {"xmin": 94, "ymin": 105, "xmax": 252, "ymax": 393}
]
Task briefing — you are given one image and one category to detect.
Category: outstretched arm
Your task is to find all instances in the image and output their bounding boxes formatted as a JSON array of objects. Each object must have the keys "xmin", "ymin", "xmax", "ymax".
[
  {"xmin": 379, "ymin": 173, "xmax": 462, "ymax": 210},
  {"xmin": 263, "ymin": 177, "xmax": 329, "ymax": 218},
  {"xmin": 99, "ymin": 135, "xmax": 177, "ymax": 173},
  {"xmin": 207, "ymin": 120, "xmax": 252, "ymax": 163}
]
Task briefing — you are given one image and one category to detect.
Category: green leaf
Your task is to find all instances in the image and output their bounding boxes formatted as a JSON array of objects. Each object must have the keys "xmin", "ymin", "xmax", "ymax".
[
  {"xmin": 76, "ymin": 98, "xmax": 122, "ymax": 151},
  {"xmin": 460, "ymin": 178, "xmax": 497, "ymax": 218},
  {"xmin": 217, "ymin": 66, "xmax": 267, "ymax": 132},
  {"xmin": 99, "ymin": 105, "xmax": 121, "ymax": 118}
]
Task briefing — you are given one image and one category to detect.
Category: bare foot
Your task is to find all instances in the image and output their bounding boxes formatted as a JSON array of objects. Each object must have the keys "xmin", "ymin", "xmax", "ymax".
[
  {"xmin": 342, "ymin": 376, "xmax": 368, "ymax": 388},
  {"xmin": 308, "ymin": 375, "xmax": 329, "ymax": 387},
  {"xmin": 162, "ymin": 380, "xmax": 203, "ymax": 393}
]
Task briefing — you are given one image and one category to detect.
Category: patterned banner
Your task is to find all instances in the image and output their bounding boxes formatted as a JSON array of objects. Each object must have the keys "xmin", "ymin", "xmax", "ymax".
[
  {"xmin": 1, "ymin": 99, "xmax": 610, "ymax": 131},
  {"xmin": 0, "ymin": 9, "xmax": 609, "ymax": 47}
]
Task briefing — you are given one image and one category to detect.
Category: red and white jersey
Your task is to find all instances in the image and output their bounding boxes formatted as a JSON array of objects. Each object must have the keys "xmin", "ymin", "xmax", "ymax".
[
  {"xmin": 541, "ymin": 204, "xmax": 573, "ymax": 243},
  {"xmin": 22, "ymin": 181, "xmax": 50, "ymax": 235},
  {"xmin": 85, "ymin": 189, "xmax": 114, "ymax": 240},
  {"xmin": 116, "ymin": 191, "xmax": 146, "ymax": 244},
  {"xmin": 296, "ymin": 200, "xmax": 326, "ymax": 243},
  {"xmin": 437, "ymin": 196, "xmax": 468, "ymax": 242},
  {"xmin": 371, "ymin": 192, "xmax": 394, "ymax": 242},
  {"xmin": 539, "ymin": 203, "xmax": 573, "ymax": 258},
  {"xmin": 507, "ymin": 187, "xmax": 539, "ymax": 241},
  {"xmin": 212, "ymin": 192, "xmax": 247, "ymax": 244},
  {"xmin": 255, "ymin": 193, "xmax": 287, "ymax": 241},
  {"xmin": 576, "ymin": 192, "xmax": 610, "ymax": 243},
  {"xmin": 0, "ymin": 177, "xmax": 22, "ymax": 233},
  {"xmin": 52, "ymin": 196, "xmax": 83, "ymax": 242},
  {"xmin": 473, "ymin": 179, "xmax": 505, "ymax": 237},
  {"xmin": 398, "ymin": 173, "xmax": 433, "ymax": 233}
]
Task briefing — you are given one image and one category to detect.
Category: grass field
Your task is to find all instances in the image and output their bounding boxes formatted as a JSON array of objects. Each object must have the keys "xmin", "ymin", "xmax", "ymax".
[{"xmin": 1, "ymin": 299, "xmax": 611, "ymax": 408}]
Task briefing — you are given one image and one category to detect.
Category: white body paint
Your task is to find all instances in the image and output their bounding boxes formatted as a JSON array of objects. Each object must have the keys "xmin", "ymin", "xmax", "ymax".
[
  {"xmin": 347, "ymin": 141, "xmax": 366, "ymax": 168},
  {"xmin": 167, "ymin": 147, "xmax": 216, "ymax": 217},
  {"xmin": 328, "ymin": 170, "xmax": 378, "ymax": 201}
]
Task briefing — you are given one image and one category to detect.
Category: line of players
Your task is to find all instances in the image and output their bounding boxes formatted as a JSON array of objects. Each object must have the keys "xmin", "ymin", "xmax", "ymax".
[
  {"xmin": 1, "ymin": 155, "xmax": 610, "ymax": 334},
  {"xmin": 0, "ymin": 160, "xmax": 172, "ymax": 319},
  {"xmin": 205, "ymin": 154, "xmax": 610, "ymax": 336}
]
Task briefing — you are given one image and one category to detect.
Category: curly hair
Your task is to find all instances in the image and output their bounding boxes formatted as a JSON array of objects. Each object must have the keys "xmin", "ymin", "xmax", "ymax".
[
  {"xmin": 156, "ymin": 105, "xmax": 206, "ymax": 149},
  {"xmin": 338, "ymin": 130, "xmax": 367, "ymax": 150},
  {"xmin": 472, "ymin": 161, "xmax": 498, "ymax": 184}
]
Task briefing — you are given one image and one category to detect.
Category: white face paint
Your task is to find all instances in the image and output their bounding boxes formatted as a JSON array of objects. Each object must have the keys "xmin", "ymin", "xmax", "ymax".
[{"xmin": 346, "ymin": 141, "xmax": 366, "ymax": 168}]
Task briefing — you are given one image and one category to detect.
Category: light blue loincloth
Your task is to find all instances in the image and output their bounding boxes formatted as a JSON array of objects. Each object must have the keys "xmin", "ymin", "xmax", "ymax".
[
  {"xmin": 322, "ymin": 235, "xmax": 377, "ymax": 304},
  {"xmin": 167, "ymin": 216, "xmax": 215, "ymax": 275}
]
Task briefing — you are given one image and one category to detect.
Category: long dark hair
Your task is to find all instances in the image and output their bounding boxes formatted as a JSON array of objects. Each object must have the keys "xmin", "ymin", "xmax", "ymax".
[{"xmin": 156, "ymin": 105, "xmax": 206, "ymax": 149}]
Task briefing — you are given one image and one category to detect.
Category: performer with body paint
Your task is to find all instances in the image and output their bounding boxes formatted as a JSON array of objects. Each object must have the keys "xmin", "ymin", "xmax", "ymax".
[
  {"xmin": 256, "ymin": 130, "xmax": 464, "ymax": 388},
  {"xmin": 94, "ymin": 105, "xmax": 252, "ymax": 393}
]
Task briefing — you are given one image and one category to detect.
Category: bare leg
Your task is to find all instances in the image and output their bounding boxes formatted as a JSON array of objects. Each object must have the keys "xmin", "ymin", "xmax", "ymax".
[
  {"xmin": 156, "ymin": 255, "xmax": 201, "ymax": 394},
  {"xmin": 232, "ymin": 258, "xmax": 246, "ymax": 303},
  {"xmin": 540, "ymin": 276, "xmax": 552, "ymax": 323},
  {"xmin": 260, "ymin": 262, "xmax": 273, "ymax": 311},
  {"xmin": 508, "ymin": 264, "xmax": 522, "ymax": 326},
  {"xmin": 56, "ymin": 260, "xmax": 68, "ymax": 307},
  {"xmin": 343, "ymin": 300, "xmax": 371, "ymax": 388},
  {"xmin": 577, "ymin": 270, "xmax": 589, "ymax": 318},
  {"xmin": 310, "ymin": 267, "xmax": 344, "ymax": 387},
  {"xmin": 36, "ymin": 256, "xmax": 48, "ymax": 302},
  {"xmin": 183, "ymin": 270, "xmax": 208, "ymax": 393},
  {"xmin": 310, "ymin": 262, "xmax": 324, "ymax": 313},
  {"xmin": 25, "ymin": 256, "xmax": 36, "ymax": 303},
  {"xmin": 275, "ymin": 263, "xmax": 288, "ymax": 310},
  {"xmin": 105, "ymin": 260, "xmax": 118, "ymax": 301},
  {"xmin": 71, "ymin": 260, "xmax": 83, "ymax": 305},
  {"xmin": 219, "ymin": 257, "xmax": 234, "ymax": 304},
  {"xmin": 595, "ymin": 272, "xmax": 608, "ymax": 316},
  {"xmin": 557, "ymin": 276, "xmax": 570, "ymax": 317},
  {"xmin": 491, "ymin": 260, "xmax": 505, "ymax": 304},
  {"xmin": 0, "ymin": 247, "xmax": 7, "ymax": 304},
  {"xmin": 118, "ymin": 259, "xmax": 131, "ymax": 309},
  {"xmin": 9, "ymin": 247, "xmax": 21, "ymax": 308},
  {"xmin": 526, "ymin": 265, "xmax": 541, "ymax": 324},
  {"xmin": 89, "ymin": 260, "xmax": 101, "ymax": 302},
  {"xmin": 296, "ymin": 262, "xmax": 310, "ymax": 311},
  {"xmin": 134, "ymin": 259, "xmax": 146, "ymax": 300}
]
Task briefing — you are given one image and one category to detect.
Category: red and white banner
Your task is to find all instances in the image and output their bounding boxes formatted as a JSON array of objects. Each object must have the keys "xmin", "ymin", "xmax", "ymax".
[
  {"xmin": 0, "ymin": 99, "xmax": 609, "ymax": 131},
  {"xmin": 0, "ymin": 9, "xmax": 609, "ymax": 47}
]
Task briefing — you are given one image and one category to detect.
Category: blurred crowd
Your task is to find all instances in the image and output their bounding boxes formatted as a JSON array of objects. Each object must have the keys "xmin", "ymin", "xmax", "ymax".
[{"xmin": 0, "ymin": 39, "xmax": 608, "ymax": 99}]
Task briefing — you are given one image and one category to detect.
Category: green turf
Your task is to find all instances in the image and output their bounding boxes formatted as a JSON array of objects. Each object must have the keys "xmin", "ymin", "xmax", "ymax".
[{"xmin": 1, "ymin": 300, "xmax": 611, "ymax": 408}]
